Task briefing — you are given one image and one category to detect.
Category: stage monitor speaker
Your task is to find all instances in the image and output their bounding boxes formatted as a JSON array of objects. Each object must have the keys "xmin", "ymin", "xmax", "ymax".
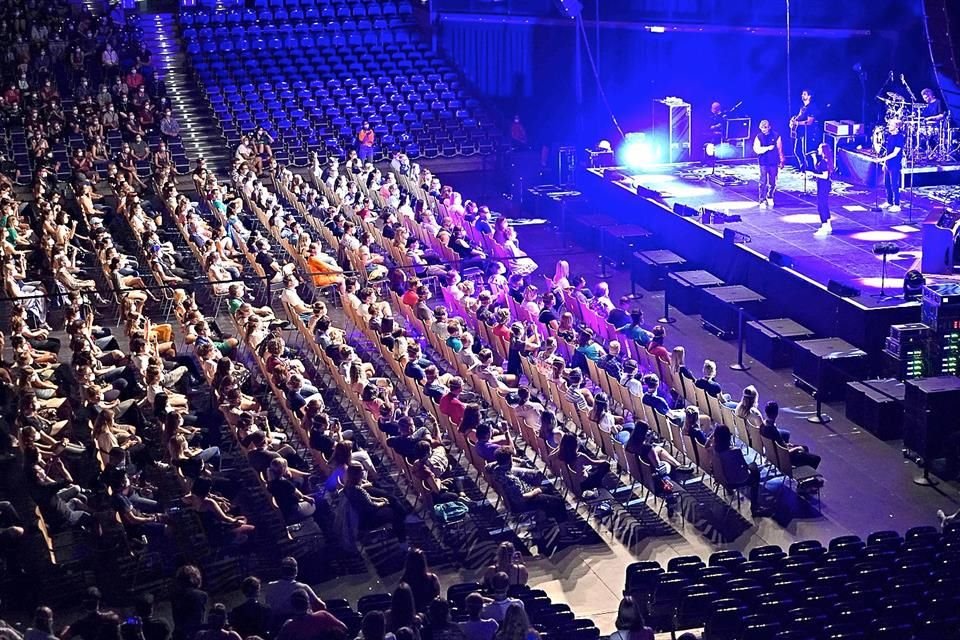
[
  {"xmin": 603, "ymin": 169, "xmax": 626, "ymax": 182},
  {"xmin": 769, "ymin": 251, "xmax": 795, "ymax": 269},
  {"xmin": 673, "ymin": 203, "xmax": 697, "ymax": 217},
  {"xmin": 828, "ymin": 279, "xmax": 861, "ymax": 298}
]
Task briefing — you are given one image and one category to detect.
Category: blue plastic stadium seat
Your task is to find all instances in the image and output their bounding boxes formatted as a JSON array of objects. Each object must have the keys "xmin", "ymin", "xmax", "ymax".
[
  {"xmin": 289, "ymin": 8, "xmax": 303, "ymax": 21},
  {"xmin": 383, "ymin": 2, "xmax": 397, "ymax": 15}
]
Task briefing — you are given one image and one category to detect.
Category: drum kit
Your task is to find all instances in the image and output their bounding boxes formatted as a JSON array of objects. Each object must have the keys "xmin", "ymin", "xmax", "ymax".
[{"xmin": 875, "ymin": 86, "xmax": 958, "ymax": 163}]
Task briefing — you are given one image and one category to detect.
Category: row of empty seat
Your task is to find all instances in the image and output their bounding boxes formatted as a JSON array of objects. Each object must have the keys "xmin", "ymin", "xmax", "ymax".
[{"xmin": 183, "ymin": 11, "xmax": 500, "ymax": 161}]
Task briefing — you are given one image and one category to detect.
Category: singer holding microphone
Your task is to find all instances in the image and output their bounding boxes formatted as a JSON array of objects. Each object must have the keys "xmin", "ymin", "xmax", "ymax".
[{"xmin": 809, "ymin": 143, "xmax": 835, "ymax": 236}]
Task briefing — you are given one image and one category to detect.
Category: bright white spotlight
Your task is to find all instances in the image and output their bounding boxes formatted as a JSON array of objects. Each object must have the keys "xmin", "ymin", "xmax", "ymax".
[{"xmin": 619, "ymin": 133, "xmax": 661, "ymax": 169}]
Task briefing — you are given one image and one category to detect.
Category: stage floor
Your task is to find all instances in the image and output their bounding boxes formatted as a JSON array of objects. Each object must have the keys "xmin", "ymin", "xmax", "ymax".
[{"xmin": 612, "ymin": 162, "xmax": 960, "ymax": 305}]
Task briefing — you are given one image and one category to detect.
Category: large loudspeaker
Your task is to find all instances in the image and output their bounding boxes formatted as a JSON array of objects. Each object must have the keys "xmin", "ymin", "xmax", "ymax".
[
  {"xmin": 793, "ymin": 337, "xmax": 868, "ymax": 402},
  {"xmin": 903, "ymin": 376, "xmax": 960, "ymax": 462},
  {"xmin": 827, "ymin": 279, "xmax": 862, "ymax": 298}
]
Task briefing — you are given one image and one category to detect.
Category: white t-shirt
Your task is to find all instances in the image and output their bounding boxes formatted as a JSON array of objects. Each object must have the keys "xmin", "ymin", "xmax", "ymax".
[{"xmin": 481, "ymin": 597, "xmax": 524, "ymax": 623}]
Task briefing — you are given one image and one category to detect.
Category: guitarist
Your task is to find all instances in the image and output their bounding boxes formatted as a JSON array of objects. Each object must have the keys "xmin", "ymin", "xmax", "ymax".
[{"xmin": 789, "ymin": 89, "xmax": 819, "ymax": 170}]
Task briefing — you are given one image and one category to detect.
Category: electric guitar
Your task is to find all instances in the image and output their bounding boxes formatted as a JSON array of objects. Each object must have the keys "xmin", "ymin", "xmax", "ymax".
[{"xmin": 789, "ymin": 104, "xmax": 811, "ymax": 140}]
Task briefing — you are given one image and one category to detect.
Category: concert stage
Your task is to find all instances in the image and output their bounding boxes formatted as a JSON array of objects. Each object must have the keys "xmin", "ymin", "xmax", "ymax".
[{"xmin": 577, "ymin": 163, "xmax": 958, "ymax": 360}]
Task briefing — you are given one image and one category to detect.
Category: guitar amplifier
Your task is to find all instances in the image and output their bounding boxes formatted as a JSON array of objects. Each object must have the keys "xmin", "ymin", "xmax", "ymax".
[{"xmin": 824, "ymin": 120, "xmax": 865, "ymax": 136}]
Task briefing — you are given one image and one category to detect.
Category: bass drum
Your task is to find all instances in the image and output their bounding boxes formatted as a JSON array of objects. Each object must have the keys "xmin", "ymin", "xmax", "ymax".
[{"xmin": 872, "ymin": 126, "xmax": 886, "ymax": 154}]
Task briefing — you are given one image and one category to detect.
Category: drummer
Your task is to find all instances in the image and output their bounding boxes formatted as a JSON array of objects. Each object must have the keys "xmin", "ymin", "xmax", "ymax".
[{"xmin": 921, "ymin": 88, "xmax": 947, "ymax": 124}]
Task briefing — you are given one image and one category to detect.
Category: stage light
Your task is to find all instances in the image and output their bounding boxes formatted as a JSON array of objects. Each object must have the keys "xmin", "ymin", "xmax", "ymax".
[
  {"xmin": 780, "ymin": 213, "xmax": 824, "ymax": 224},
  {"xmin": 850, "ymin": 230, "xmax": 908, "ymax": 242},
  {"xmin": 904, "ymin": 270, "xmax": 925, "ymax": 299},
  {"xmin": 618, "ymin": 133, "xmax": 662, "ymax": 169},
  {"xmin": 647, "ymin": 25, "xmax": 666, "ymax": 33}
]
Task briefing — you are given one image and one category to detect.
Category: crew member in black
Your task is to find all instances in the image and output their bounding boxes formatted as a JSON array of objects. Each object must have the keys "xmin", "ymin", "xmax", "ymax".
[
  {"xmin": 753, "ymin": 120, "xmax": 785, "ymax": 208},
  {"xmin": 707, "ymin": 102, "xmax": 725, "ymax": 145},
  {"xmin": 790, "ymin": 89, "xmax": 819, "ymax": 169},
  {"xmin": 810, "ymin": 143, "xmax": 835, "ymax": 236},
  {"xmin": 879, "ymin": 120, "xmax": 905, "ymax": 213}
]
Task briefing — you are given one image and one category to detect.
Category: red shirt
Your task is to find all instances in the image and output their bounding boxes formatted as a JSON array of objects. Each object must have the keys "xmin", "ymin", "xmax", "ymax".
[
  {"xmin": 358, "ymin": 129, "xmax": 375, "ymax": 148},
  {"xmin": 439, "ymin": 392, "xmax": 465, "ymax": 425},
  {"xmin": 276, "ymin": 612, "xmax": 347, "ymax": 640},
  {"xmin": 401, "ymin": 290, "xmax": 419, "ymax": 306}
]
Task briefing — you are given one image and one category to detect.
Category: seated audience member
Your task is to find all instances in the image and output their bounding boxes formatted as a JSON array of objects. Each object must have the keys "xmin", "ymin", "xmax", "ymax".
[
  {"xmin": 230, "ymin": 577, "xmax": 271, "ymax": 640},
  {"xmin": 460, "ymin": 592, "xmax": 499, "ymax": 640},
  {"xmin": 735, "ymin": 385, "xmax": 763, "ymax": 428},
  {"xmin": 695, "ymin": 359, "xmax": 735, "ymax": 407},
  {"xmin": 713, "ymin": 425, "xmax": 770, "ymax": 517},
  {"xmin": 480, "ymin": 573, "xmax": 524, "ymax": 624},
  {"xmin": 760, "ymin": 401, "xmax": 822, "ymax": 474},
  {"xmin": 483, "ymin": 541, "xmax": 529, "ymax": 588},
  {"xmin": 264, "ymin": 557, "xmax": 325, "ymax": 624},
  {"xmin": 276, "ymin": 590, "xmax": 347, "ymax": 640},
  {"xmin": 342, "ymin": 462, "xmax": 408, "ymax": 544},
  {"xmin": 551, "ymin": 433, "xmax": 611, "ymax": 498},
  {"xmin": 640, "ymin": 374, "xmax": 683, "ymax": 424},
  {"xmin": 591, "ymin": 391, "xmax": 634, "ymax": 445},
  {"xmin": 490, "ymin": 447, "xmax": 567, "ymax": 524},
  {"xmin": 608, "ymin": 597, "xmax": 654, "ymax": 640},
  {"xmin": 646, "ymin": 325, "xmax": 670, "ymax": 360}
]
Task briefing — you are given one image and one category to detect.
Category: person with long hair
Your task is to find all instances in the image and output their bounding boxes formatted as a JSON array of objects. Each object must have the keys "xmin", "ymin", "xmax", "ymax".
[
  {"xmin": 493, "ymin": 604, "xmax": 531, "ymax": 640},
  {"xmin": 551, "ymin": 433, "xmax": 611, "ymax": 497},
  {"xmin": 483, "ymin": 541, "xmax": 529, "ymax": 588},
  {"xmin": 398, "ymin": 548, "xmax": 441, "ymax": 612},
  {"xmin": 608, "ymin": 596, "xmax": 654, "ymax": 640},
  {"xmin": 735, "ymin": 385, "xmax": 763, "ymax": 428},
  {"xmin": 811, "ymin": 142, "xmax": 835, "ymax": 236},
  {"xmin": 590, "ymin": 392, "xmax": 634, "ymax": 445},
  {"xmin": 385, "ymin": 583, "xmax": 422, "ymax": 638}
]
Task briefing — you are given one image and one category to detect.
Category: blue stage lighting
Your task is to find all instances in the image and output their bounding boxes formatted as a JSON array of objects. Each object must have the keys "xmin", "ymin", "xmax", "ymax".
[{"xmin": 618, "ymin": 133, "xmax": 661, "ymax": 168}]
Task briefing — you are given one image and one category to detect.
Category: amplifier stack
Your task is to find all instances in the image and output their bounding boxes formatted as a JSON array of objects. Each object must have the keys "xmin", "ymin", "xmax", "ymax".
[
  {"xmin": 921, "ymin": 284, "xmax": 960, "ymax": 375},
  {"xmin": 882, "ymin": 323, "xmax": 928, "ymax": 379}
]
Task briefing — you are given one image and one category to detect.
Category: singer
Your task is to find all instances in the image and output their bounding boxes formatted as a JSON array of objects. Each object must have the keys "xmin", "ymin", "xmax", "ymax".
[{"xmin": 809, "ymin": 143, "xmax": 835, "ymax": 236}]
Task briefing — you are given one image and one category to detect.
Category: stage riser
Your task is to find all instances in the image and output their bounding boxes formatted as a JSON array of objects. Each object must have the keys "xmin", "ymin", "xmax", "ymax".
[{"xmin": 579, "ymin": 168, "xmax": 922, "ymax": 373}]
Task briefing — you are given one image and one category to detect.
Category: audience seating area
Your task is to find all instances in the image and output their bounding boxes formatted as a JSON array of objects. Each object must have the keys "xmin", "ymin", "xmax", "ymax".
[
  {"xmin": 181, "ymin": 0, "xmax": 499, "ymax": 164},
  {"xmin": 624, "ymin": 524, "xmax": 960, "ymax": 638}
]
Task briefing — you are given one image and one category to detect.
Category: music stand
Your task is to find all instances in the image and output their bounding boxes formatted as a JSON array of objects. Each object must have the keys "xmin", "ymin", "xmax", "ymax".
[{"xmin": 726, "ymin": 118, "xmax": 752, "ymax": 158}]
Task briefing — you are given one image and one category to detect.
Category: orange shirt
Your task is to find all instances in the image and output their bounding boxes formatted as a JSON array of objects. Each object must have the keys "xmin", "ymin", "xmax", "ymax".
[{"xmin": 307, "ymin": 255, "xmax": 342, "ymax": 288}]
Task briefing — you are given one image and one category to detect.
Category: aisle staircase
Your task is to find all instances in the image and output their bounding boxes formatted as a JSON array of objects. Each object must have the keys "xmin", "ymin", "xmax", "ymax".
[{"xmin": 139, "ymin": 11, "xmax": 232, "ymax": 172}]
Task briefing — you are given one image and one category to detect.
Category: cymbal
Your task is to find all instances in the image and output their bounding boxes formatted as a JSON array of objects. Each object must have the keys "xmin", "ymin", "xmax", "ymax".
[{"xmin": 886, "ymin": 92, "xmax": 905, "ymax": 100}]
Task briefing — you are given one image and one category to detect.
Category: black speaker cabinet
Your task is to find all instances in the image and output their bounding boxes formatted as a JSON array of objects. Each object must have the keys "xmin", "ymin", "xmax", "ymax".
[
  {"xmin": 665, "ymin": 270, "xmax": 725, "ymax": 315},
  {"xmin": 793, "ymin": 337, "xmax": 868, "ymax": 402},
  {"xmin": 903, "ymin": 376, "xmax": 960, "ymax": 461},
  {"xmin": 631, "ymin": 249, "xmax": 687, "ymax": 291},
  {"xmin": 701, "ymin": 285, "xmax": 767, "ymax": 339},
  {"xmin": 745, "ymin": 318, "xmax": 815, "ymax": 369}
]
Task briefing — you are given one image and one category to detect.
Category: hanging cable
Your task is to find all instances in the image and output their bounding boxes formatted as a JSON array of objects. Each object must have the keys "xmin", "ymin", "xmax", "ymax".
[{"xmin": 575, "ymin": 13, "xmax": 626, "ymax": 142}]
